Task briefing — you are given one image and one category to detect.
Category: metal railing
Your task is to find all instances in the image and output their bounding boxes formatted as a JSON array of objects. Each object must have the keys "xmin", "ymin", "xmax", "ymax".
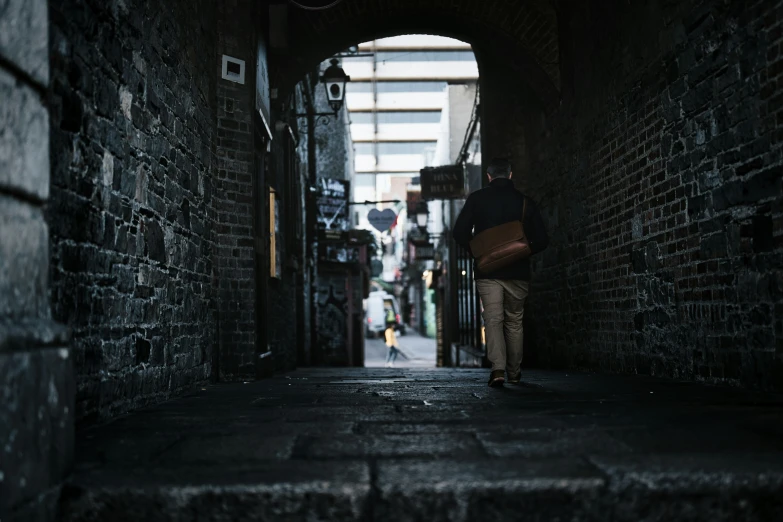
[{"xmin": 452, "ymin": 242, "xmax": 483, "ymax": 359}]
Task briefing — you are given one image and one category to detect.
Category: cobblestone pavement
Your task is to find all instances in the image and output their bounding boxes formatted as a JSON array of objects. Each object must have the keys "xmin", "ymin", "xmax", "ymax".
[
  {"xmin": 364, "ymin": 329, "xmax": 437, "ymax": 368},
  {"xmin": 61, "ymin": 368, "xmax": 783, "ymax": 521}
]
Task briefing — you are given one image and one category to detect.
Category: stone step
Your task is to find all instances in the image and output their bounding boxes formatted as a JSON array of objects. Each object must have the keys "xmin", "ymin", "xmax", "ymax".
[{"xmin": 58, "ymin": 455, "xmax": 783, "ymax": 521}]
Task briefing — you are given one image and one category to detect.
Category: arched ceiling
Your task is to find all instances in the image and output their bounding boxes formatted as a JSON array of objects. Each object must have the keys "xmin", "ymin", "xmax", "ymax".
[{"xmin": 274, "ymin": 0, "xmax": 561, "ymax": 112}]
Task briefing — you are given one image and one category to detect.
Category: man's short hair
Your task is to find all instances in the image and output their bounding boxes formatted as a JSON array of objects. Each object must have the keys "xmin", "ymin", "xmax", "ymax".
[{"xmin": 487, "ymin": 157, "xmax": 511, "ymax": 178}]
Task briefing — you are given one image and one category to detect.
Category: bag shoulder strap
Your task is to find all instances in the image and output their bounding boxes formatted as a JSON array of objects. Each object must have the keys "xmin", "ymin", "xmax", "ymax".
[{"xmin": 521, "ymin": 196, "xmax": 527, "ymax": 225}]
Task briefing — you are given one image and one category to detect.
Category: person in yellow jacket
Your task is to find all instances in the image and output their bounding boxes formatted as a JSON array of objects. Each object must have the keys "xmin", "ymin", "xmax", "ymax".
[{"xmin": 384, "ymin": 324, "xmax": 400, "ymax": 367}]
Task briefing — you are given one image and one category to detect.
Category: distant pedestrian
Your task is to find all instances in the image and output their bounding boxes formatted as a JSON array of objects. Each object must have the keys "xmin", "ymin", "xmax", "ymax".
[
  {"xmin": 384, "ymin": 323, "xmax": 400, "ymax": 367},
  {"xmin": 453, "ymin": 157, "xmax": 549, "ymax": 387}
]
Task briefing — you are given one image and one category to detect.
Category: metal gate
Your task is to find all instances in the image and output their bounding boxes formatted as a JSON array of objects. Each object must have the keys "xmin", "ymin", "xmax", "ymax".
[{"xmin": 451, "ymin": 241, "xmax": 483, "ymax": 363}]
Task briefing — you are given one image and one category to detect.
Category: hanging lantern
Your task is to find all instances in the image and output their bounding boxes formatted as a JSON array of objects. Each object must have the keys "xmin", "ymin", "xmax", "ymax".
[{"xmin": 321, "ymin": 58, "xmax": 351, "ymax": 113}]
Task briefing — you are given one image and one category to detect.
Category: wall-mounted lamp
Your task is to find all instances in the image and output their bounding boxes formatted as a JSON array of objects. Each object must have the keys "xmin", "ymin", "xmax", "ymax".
[
  {"xmin": 414, "ymin": 201, "xmax": 429, "ymax": 234},
  {"xmin": 296, "ymin": 58, "xmax": 351, "ymax": 127},
  {"xmin": 321, "ymin": 58, "xmax": 350, "ymax": 113}
]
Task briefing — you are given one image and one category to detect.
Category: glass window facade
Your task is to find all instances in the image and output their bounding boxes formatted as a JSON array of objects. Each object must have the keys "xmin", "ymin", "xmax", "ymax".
[
  {"xmin": 346, "ymin": 81, "xmax": 448, "ymax": 93},
  {"xmin": 379, "ymin": 111, "xmax": 441, "ymax": 124},
  {"xmin": 354, "ymin": 142, "xmax": 436, "ymax": 155},
  {"xmin": 354, "ymin": 143, "xmax": 374, "ymax": 155},
  {"xmin": 341, "ymin": 55, "xmax": 374, "ymax": 62},
  {"xmin": 351, "ymin": 111, "xmax": 441, "ymax": 124},
  {"xmin": 354, "ymin": 174, "xmax": 376, "ymax": 187},
  {"xmin": 350, "ymin": 113, "xmax": 373, "ymax": 124},
  {"xmin": 376, "ymin": 51, "xmax": 475, "ymax": 62},
  {"xmin": 343, "ymin": 51, "xmax": 474, "ymax": 64}
]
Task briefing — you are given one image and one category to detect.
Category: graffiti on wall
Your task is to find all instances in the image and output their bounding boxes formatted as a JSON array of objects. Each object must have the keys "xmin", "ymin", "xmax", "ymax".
[{"xmin": 315, "ymin": 277, "xmax": 348, "ymax": 365}]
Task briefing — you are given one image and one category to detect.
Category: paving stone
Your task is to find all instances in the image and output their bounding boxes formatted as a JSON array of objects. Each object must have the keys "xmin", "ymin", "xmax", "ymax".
[
  {"xmin": 374, "ymin": 458, "xmax": 607, "ymax": 522},
  {"xmin": 355, "ymin": 417, "xmax": 570, "ymax": 435},
  {"xmin": 158, "ymin": 434, "xmax": 296, "ymax": 463},
  {"xmin": 61, "ymin": 461, "xmax": 371, "ymax": 522},
  {"xmin": 0, "ymin": 197, "xmax": 49, "ymax": 323},
  {"xmin": 75, "ymin": 430, "xmax": 185, "ymax": 467},
  {"xmin": 294, "ymin": 433, "xmax": 484, "ymax": 459},
  {"xmin": 63, "ymin": 368, "xmax": 783, "ymax": 520},
  {"xmin": 590, "ymin": 454, "xmax": 783, "ymax": 522},
  {"xmin": 0, "ymin": 345, "xmax": 73, "ymax": 517},
  {"xmin": 604, "ymin": 422, "xmax": 783, "ymax": 454},
  {"xmin": 477, "ymin": 428, "xmax": 633, "ymax": 458}
]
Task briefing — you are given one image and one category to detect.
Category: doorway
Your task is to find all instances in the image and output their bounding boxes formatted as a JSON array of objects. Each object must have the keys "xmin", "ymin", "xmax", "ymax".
[{"xmin": 253, "ymin": 112, "xmax": 272, "ymax": 378}]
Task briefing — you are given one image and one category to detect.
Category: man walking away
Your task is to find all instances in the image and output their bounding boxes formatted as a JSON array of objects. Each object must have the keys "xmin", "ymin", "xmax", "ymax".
[{"xmin": 453, "ymin": 158, "xmax": 549, "ymax": 387}]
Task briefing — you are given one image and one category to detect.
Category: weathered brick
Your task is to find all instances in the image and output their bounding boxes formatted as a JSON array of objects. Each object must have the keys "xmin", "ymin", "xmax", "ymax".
[
  {"xmin": 0, "ymin": 196, "xmax": 49, "ymax": 319},
  {"xmin": 0, "ymin": 0, "xmax": 48, "ymax": 85},
  {"xmin": 524, "ymin": 0, "xmax": 783, "ymax": 390},
  {"xmin": 48, "ymin": 0, "xmax": 218, "ymax": 423},
  {"xmin": 0, "ymin": 69, "xmax": 50, "ymax": 201}
]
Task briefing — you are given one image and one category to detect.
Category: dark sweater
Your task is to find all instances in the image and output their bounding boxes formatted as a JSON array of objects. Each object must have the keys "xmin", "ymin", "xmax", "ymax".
[{"xmin": 452, "ymin": 178, "xmax": 549, "ymax": 281}]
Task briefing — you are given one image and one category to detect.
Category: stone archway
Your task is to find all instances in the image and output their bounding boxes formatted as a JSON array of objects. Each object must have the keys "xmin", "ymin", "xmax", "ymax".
[
  {"xmin": 270, "ymin": 0, "xmax": 562, "ymax": 190},
  {"xmin": 275, "ymin": 0, "xmax": 561, "ymax": 113}
]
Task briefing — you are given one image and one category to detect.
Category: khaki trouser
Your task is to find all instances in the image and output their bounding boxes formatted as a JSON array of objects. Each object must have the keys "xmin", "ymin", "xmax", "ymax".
[{"xmin": 476, "ymin": 279, "xmax": 529, "ymax": 377}]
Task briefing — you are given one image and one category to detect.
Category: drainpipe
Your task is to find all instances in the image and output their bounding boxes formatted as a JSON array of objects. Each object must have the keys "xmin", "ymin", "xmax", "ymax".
[{"xmin": 302, "ymin": 71, "xmax": 317, "ymax": 186}]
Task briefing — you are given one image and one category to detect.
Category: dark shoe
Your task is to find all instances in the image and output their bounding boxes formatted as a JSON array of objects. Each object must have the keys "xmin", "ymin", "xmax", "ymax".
[
  {"xmin": 507, "ymin": 373, "xmax": 521, "ymax": 385},
  {"xmin": 488, "ymin": 370, "xmax": 505, "ymax": 387}
]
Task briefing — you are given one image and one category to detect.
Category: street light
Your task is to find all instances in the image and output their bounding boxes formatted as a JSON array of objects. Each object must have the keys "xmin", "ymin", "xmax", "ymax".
[
  {"xmin": 296, "ymin": 58, "xmax": 351, "ymax": 127},
  {"xmin": 321, "ymin": 58, "xmax": 350, "ymax": 114},
  {"xmin": 414, "ymin": 201, "xmax": 429, "ymax": 234}
]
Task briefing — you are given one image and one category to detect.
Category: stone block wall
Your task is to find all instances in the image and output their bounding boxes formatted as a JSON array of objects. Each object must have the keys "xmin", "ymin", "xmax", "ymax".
[
  {"xmin": 526, "ymin": 0, "xmax": 783, "ymax": 389},
  {"xmin": 0, "ymin": 0, "xmax": 73, "ymax": 519},
  {"xmin": 48, "ymin": 0, "xmax": 217, "ymax": 422}
]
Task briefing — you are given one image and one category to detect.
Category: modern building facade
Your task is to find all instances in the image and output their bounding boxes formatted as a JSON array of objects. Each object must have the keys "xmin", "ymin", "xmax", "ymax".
[{"xmin": 341, "ymin": 34, "xmax": 479, "ymax": 306}]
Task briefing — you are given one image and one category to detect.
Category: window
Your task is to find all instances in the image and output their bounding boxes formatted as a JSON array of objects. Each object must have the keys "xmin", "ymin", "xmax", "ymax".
[
  {"xmin": 378, "ymin": 82, "xmax": 448, "ymax": 93},
  {"xmin": 348, "ymin": 81, "xmax": 448, "ymax": 93},
  {"xmin": 354, "ymin": 174, "xmax": 376, "ymax": 187},
  {"xmin": 355, "ymin": 142, "xmax": 436, "ymax": 155},
  {"xmin": 341, "ymin": 54, "xmax": 374, "ymax": 62},
  {"xmin": 378, "ymin": 111, "xmax": 441, "ymax": 124},
  {"xmin": 350, "ymin": 112, "xmax": 374, "ymax": 124},
  {"xmin": 376, "ymin": 51, "xmax": 475, "ymax": 62},
  {"xmin": 346, "ymin": 82, "xmax": 374, "ymax": 93},
  {"xmin": 354, "ymin": 143, "xmax": 375, "ymax": 155},
  {"xmin": 350, "ymin": 111, "xmax": 441, "ymax": 124},
  {"xmin": 377, "ymin": 142, "xmax": 435, "ymax": 155}
]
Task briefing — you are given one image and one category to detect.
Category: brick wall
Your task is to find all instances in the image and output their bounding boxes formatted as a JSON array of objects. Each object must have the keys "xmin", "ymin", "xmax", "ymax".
[
  {"xmin": 266, "ymin": 123, "xmax": 302, "ymax": 374},
  {"xmin": 48, "ymin": 0, "xmax": 217, "ymax": 422},
  {"xmin": 214, "ymin": 0, "xmax": 258, "ymax": 380},
  {"xmin": 525, "ymin": 0, "xmax": 783, "ymax": 389},
  {"xmin": 215, "ymin": 0, "xmax": 308, "ymax": 377}
]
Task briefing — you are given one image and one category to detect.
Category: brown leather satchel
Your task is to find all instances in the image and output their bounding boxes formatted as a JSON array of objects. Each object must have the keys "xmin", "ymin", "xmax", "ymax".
[{"xmin": 468, "ymin": 198, "xmax": 531, "ymax": 274}]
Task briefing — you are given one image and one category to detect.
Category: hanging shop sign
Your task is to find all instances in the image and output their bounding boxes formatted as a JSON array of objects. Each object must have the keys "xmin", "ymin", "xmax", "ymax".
[
  {"xmin": 318, "ymin": 243, "xmax": 361, "ymax": 264},
  {"xmin": 406, "ymin": 189, "xmax": 422, "ymax": 216},
  {"xmin": 420, "ymin": 165, "xmax": 465, "ymax": 200},
  {"xmin": 414, "ymin": 243, "xmax": 435, "ymax": 261},
  {"xmin": 407, "ymin": 231, "xmax": 430, "ymax": 246},
  {"xmin": 367, "ymin": 208, "xmax": 397, "ymax": 232},
  {"xmin": 316, "ymin": 178, "xmax": 350, "ymax": 231}
]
